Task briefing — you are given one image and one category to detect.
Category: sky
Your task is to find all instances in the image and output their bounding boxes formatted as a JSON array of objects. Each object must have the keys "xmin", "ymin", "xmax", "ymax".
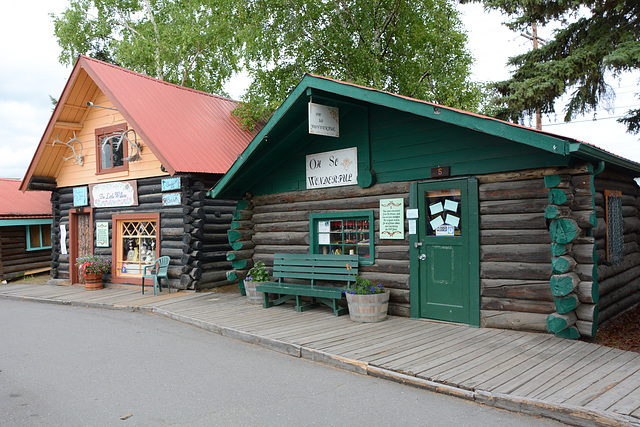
[{"xmin": 0, "ymin": 1, "xmax": 638, "ymax": 180}]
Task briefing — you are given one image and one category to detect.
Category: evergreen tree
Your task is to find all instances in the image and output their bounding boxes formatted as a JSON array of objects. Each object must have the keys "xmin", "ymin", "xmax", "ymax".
[{"xmin": 465, "ymin": 0, "xmax": 640, "ymax": 134}]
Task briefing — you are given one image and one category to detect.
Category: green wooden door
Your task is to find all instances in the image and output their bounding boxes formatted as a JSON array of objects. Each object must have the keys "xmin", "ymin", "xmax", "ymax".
[{"xmin": 415, "ymin": 178, "xmax": 479, "ymax": 325}]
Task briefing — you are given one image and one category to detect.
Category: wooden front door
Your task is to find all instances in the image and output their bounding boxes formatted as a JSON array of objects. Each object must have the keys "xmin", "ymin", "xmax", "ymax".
[
  {"xmin": 69, "ymin": 209, "xmax": 93, "ymax": 284},
  {"xmin": 414, "ymin": 178, "xmax": 479, "ymax": 325}
]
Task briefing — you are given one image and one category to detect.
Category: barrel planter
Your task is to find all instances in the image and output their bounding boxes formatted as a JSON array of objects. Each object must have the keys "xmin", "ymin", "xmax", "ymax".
[
  {"xmin": 244, "ymin": 280, "xmax": 266, "ymax": 304},
  {"xmin": 83, "ymin": 272, "xmax": 103, "ymax": 291},
  {"xmin": 346, "ymin": 291, "xmax": 390, "ymax": 323}
]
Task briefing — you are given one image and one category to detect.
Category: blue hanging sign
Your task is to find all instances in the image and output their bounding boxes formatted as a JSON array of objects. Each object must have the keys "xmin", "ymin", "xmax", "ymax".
[
  {"xmin": 161, "ymin": 177, "xmax": 181, "ymax": 192},
  {"xmin": 73, "ymin": 187, "xmax": 88, "ymax": 206},
  {"xmin": 162, "ymin": 192, "xmax": 181, "ymax": 206}
]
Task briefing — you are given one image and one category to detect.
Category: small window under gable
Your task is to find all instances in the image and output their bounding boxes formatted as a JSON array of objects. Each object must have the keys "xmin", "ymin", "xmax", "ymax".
[{"xmin": 95, "ymin": 124, "xmax": 128, "ymax": 174}]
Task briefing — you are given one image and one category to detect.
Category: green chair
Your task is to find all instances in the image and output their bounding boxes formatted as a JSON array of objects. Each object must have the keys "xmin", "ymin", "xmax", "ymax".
[{"xmin": 141, "ymin": 256, "xmax": 170, "ymax": 296}]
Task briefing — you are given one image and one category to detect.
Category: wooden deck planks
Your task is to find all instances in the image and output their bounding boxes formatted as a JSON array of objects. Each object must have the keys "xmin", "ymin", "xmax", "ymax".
[
  {"xmin": 468, "ymin": 337, "xmax": 566, "ymax": 391},
  {"xmin": 531, "ymin": 346, "xmax": 615, "ymax": 401},
  {"xmin": 589, "ymin": 369, "xmax": 640, "ymax": 414},
  {"xmin": 427, "ymin": 332, "xmax": 538, "ymax": 382},
  {"xmin": 409, "ymin": 329, "xmax": 514, "ymax": 376},
  {"xmin": 491, "ymin": 341, "xmax": 589, "ymax": 395},
  {"xmin": 563, "ymin": 352, "xmax": 640, "ymax": 408},
  {"xmin": 551, "ymin": 350, "xmax": 640, "ymax": 405},
  {"xmin": 374, "ymin": 328, "xmax": 496, "ymax": 372}
]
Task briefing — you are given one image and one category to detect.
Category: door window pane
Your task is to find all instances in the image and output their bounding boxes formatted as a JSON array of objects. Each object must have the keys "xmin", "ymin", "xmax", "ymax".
[{"xmin": 426, "ymin": 189, "xmax": 462, "ymax": 236}]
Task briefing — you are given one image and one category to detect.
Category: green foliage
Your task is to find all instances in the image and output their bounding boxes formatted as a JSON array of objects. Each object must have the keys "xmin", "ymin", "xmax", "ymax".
[
  {"xmin": 235, "ymin": 0, "xmax": 484, "ymax": 127},
  {"xmin": 246, "ymin": 261, "xmax": 270, "ymax": 282},
  {"xmin": 464, "ymin": 0, "xmax": 640, "ymax": 134},
  {"xmin": 51, "ymin": 0, "xmax": 242, "ymax": 95},
  {"xmin": 343, "ymin": 263, "xmax": 385, "ymax": 295},
  {"xmin": 52, "ymin": 0, "xmax": 485, "ymax": 129}
]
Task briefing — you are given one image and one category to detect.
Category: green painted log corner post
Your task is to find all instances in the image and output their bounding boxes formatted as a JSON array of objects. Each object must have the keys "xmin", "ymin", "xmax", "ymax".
[
  {"xmin": 545, "ymin": 174, "xmax": 581, "ymax": 338},
  {"xmin": 227, "ymin": 199, "xmax": 252, "ymax": 296}
]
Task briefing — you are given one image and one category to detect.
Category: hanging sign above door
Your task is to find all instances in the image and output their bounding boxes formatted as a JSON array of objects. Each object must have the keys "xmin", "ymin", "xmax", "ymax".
[
  {"xmin": 308, "ymin": 102, "xmax": 339, "ymax": 137},
  {"xmin": 89, "ymin": 180, "xmax": 138, "ymax": 208}
]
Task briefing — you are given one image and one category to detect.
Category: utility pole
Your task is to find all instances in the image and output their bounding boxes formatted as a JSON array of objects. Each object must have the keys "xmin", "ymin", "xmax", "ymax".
[{"xmin": 521, "ymin": 23, "xmax": 544, "ymax": 130}]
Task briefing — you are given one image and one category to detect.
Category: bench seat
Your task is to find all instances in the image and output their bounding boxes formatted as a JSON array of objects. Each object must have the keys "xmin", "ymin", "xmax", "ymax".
[
  {"xmin": 256, "ymin": 282, "xmax": 348, "ymax": 316},
  {"xmin": 254, "ymin": 253, "xmax": 358, "ymax": 316}
]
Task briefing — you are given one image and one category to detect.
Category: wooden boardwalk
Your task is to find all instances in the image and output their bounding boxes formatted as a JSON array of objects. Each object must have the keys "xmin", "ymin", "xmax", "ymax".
[{"xmin": 2, "ymin": 282, "xmax": 639, "ymax": 426}]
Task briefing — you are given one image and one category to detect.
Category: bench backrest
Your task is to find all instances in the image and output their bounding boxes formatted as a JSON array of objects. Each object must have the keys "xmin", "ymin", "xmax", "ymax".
[{"xmin": 272, "ymin": 253, "xmax": 359, "ymax": 287}]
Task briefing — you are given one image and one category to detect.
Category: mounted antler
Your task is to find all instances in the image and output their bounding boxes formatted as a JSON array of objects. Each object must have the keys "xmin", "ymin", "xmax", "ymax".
[
  {"xmin": 100, "ymin": 129, "xmax": 142, "ymax": 163},
  {"xmin": 52, "ymin": 131, "xmax": 84, "ymax": 165}
]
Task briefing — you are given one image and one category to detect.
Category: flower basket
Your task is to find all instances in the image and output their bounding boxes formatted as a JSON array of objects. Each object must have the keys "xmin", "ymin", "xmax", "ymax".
[
  {"xmin": 76, "ymin": 255, "xmax": 111, "ymax": 291},
  {"xmin": 244, "ymin": 280, "xmax": 267, "ymax": 304},
  {"xmin": 244, "ymin": 261, "xmax": 270, "ymax": 304},
  {"xmin": 346, "ymin": 291, "xmax": 390, "ymax": 323},
  {"xmin": 83, "ymin": 272, "xmax": 103, "ymax": 291}
]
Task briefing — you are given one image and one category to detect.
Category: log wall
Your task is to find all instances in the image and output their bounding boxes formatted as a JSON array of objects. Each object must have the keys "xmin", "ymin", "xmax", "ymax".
[
  {"xmin": 51, "ymin": 175, "xmax": 236, "ymax": 290},
  {"xmin": 477, "ymin": 164, "xmax": 600, "ymax": 335},
  {"xmin": 227, "ymin": 163, "xmax": 639, "ymax": 336},
  {"xmin": 593, "ymin": 170, "xmax": 640, "ymax": 326},
  {"xmin": 232, "ymin": 182, "xmax": 412, "ymax": 316},
  {"xmin": 0, "ymin": 226, "xmax": 52, "ymax": 281}
]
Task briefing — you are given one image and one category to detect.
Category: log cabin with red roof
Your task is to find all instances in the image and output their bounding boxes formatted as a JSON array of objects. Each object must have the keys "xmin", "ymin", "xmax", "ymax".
[
  {"xmin": 0, "ymin": 179, "xmax": 52, "ymax": 281},
  {"xmin": 21, "ymin": 56, "xmax": 258, "ymax": 290}
]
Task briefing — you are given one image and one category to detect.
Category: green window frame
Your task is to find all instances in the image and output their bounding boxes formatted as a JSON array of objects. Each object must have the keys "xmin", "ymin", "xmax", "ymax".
[
  {"xmin": 310, "ymin": 211, "xmax": 375, "ymax": 265},
  {"xmin": 26, "ymin": 223, "xmax": 52, "ymax": 251}
]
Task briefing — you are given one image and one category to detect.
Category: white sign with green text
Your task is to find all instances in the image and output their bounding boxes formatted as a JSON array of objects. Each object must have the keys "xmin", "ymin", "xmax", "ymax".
[{"xmin": 380, "ymin": 198, "xmax": 404, "ymax": 239}]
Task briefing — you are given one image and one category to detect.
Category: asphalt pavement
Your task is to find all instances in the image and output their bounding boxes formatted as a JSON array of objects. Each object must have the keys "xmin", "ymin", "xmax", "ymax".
[{"xmin": 0, "ymin": 298, "xmax": 563, "ymax": 426}]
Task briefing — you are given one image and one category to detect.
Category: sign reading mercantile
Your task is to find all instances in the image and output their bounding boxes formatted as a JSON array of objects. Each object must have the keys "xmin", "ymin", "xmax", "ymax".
[
  {"xmin": 306, "ymin": 147, "xmax": 357, "ymax": 189},
  {"xmin": 89, "ymin": 180, "xmax": 138, "ymax": 208}
]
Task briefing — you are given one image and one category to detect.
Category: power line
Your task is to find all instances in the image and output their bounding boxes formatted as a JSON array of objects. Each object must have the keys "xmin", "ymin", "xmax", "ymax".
[{"xmin": 544, "ymin": 115, "xmax": 626, "ymax": 126}]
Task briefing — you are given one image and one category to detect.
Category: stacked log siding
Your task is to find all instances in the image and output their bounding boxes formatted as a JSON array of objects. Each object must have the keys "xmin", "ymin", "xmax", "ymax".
[
  {"xmin": 0, "ymin": 226, "xmax": 51, "ymax": 281},
  {"xmin": 51, "ymin": 175, "xmax": 236, "ymax": 290},
  {"xmin": 240, "ymin": 182, "xmax": 412, "ymax": 317},
  {"xmin": 594, "ymin": 170, "xmax": 640, "ymax": 325}
]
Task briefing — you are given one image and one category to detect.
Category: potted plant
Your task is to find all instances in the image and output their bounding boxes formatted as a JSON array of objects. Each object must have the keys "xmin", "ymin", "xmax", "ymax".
[
  {"xmin": 244, "ymin": 261, "xmax": 270, "ymax": 304},
  {"xmin": 344, "ymin": 264, "xmax": 389, "ymax": 322},
  {"xmin": 76, "ymin": 255, "xmax": 112, "ymax": 291}
]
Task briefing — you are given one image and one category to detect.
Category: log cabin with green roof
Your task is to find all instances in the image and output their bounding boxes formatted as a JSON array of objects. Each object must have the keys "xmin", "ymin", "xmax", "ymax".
[{"xmin": 210, "ymin": 74, "xmax": 640, "ymax": 339}]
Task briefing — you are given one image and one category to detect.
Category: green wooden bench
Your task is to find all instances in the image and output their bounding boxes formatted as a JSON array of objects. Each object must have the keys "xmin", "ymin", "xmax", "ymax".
[{"xmin": 255, "ymin": 253, "xmax": 358, "ymax": 316}]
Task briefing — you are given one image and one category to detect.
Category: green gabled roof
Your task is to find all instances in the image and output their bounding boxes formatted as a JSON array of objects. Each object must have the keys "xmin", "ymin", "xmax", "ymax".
[{"xmin": 209, "ymin": 74, "xmax": 640, "ymax": 198}]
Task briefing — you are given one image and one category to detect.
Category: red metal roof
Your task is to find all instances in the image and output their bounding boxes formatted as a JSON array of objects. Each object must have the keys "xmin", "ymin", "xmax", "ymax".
[
  {"xmin": 79, "ymin": 56, "xmax": 259, "ymax": 175},
  {"xmin": 0, "ymin": 179, "xmax": 51, "ymax": 218}
]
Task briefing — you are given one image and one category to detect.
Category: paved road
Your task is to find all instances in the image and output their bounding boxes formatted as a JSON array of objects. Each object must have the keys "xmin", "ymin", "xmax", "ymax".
[{"xmin": 0, "ymin": 299, "xmax": 563, "ymax": 426}]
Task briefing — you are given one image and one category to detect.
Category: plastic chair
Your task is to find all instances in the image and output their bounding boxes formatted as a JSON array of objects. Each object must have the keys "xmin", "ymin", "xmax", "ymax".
[{"xmin": 141, "ymin": 256, "xmax": 170, "ymax": 296}]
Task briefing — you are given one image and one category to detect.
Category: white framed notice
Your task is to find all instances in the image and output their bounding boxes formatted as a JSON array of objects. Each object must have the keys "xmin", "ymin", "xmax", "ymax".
[
  {"xmin": 96, "ymin": 222, "xmax": 109, "ymax": 247},
  {"xmin": 309, "ymin": 102, "xmax": 339, "ymax": 137},
  {"xmin": 380, "ymin": 198, "xmax": 404, "ymax": 239}
]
